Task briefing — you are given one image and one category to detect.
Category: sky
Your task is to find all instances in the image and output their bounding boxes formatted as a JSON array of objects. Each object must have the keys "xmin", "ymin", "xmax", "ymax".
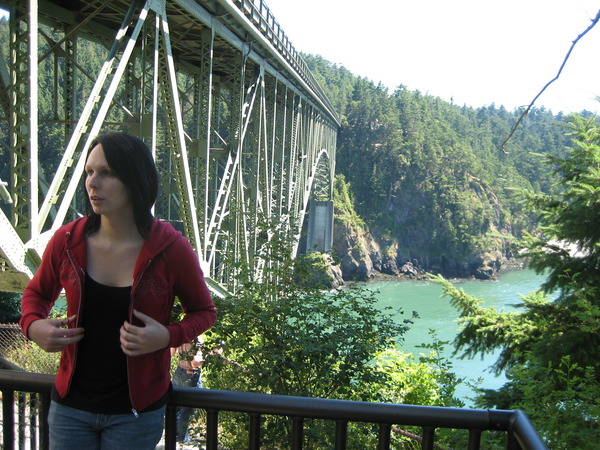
[
  {"xmin": 265, "ymin": 0, "xmax": 600, "ymax": 114},
  {"xmin": 2, "ymin": 2, "xmax": 598, "ymax": 114}
]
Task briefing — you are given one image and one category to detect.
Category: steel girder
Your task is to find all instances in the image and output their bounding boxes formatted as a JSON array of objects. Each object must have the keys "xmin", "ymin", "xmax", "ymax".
[{"xmin": 0, "ymin": 0, "xmax": 338, "ymax": 295}]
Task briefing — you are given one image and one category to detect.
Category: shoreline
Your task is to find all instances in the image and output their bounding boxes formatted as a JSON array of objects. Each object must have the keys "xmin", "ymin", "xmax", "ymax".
[{"xmin": 360, "ymin": 259, "xmax": 529, "ymax": 284}]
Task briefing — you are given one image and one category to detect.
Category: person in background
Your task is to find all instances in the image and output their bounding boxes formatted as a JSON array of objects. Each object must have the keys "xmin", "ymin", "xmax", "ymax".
[
  {"xmin": 171, "ymin": 338, "xmax": 204, "ymax": 443},
  {"xmin": 20, "ymin": 132, "xmax": 216, "ymax": 450}
]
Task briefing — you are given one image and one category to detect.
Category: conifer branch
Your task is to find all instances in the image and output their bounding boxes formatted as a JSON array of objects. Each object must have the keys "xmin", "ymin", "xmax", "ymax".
[{"xmin": 502, "ymin": 9, "xmax": 600, "ymax": 154}]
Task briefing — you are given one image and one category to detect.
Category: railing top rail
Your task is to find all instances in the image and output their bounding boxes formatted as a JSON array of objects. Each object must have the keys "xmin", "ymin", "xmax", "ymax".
[
  {"xmin": 0, "ymin": 369, "xmax": 548, "ymax": 449},
  {"xmin": 173, "ymin": 386, "xmax": 511, "ymax": 430},
  {"xmin": 0, "ymin": 368, "xmax": 54, "ymax": 393}
]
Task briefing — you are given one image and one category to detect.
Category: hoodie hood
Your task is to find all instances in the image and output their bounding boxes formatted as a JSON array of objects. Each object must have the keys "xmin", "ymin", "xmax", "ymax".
[{"xmin": 139, "ymin": 219, "xmax": 183, "ymax": 260}]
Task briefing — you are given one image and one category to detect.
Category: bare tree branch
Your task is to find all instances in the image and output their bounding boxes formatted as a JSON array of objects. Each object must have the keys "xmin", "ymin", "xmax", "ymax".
[{"xmin": 502, "ymin": 9, "xmax": 600, "ymax": 154}]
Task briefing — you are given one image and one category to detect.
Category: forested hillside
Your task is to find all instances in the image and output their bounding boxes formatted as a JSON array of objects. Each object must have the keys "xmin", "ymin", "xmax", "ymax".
[{"xmin": 304, "ymin": 54, "xmax": 589, "ymax": 280}]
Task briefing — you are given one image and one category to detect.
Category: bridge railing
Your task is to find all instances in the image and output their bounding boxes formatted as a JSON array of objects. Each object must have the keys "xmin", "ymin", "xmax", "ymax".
[
  {"xmin": 0, "ymin": 369, "xmax": 547, "ymax": 449},
  {"xmin": 233, "ymin": 0, "xmax": 339, "ymax": 122}
]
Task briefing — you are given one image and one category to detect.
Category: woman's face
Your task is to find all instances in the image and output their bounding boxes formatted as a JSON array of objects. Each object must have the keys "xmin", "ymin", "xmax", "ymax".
[{"xmin": 85, "ymin": 144, "xmax": 132, "ymax": 219}]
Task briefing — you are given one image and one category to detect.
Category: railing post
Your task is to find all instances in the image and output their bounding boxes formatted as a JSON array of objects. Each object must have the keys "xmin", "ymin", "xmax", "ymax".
[
  {"xmin": 248, "ymin": 412, "xmax": 261, "ymax": 449},
  {"xmin": 334, "ymin": 420, "xmax": 347, "ymax": 449},
  {"xmin": 164, "ymin": 403, "xmax": 177, "ymax": 450},
  {"xmin": 291, "ymin": 416, "xmax": 304, "ymax": 449},
  {"xmin": 422, "ymin": 426, "xmax": 435, "ymax": 450},
  {"xmin": 2, "ymin": 389, "xmax": 15, "ymax": 450},
  {"xmin": 468, "ymin": 428, "xmax": 482, "ymax": 449},
  {"xmin": 506, "ymin": 430, "xmax": 522, "ymax": 450},
  {"xmin": 510, "ymin": 410, "xmax": 547, "ymax": 450},
  {"xmin": 377, "ymin": 423, "xmax": 391, "ymax": 449},
  {"xmin": 205, "ymin": 409, "xmax": 219, "ymax": 450},
  {"xmin": 40, "ymin": 394, "xmax": 50, "ymax": 450},
  {"xmin": 29, "ymin": 394, "xmax": 38, "ymax": 450}
]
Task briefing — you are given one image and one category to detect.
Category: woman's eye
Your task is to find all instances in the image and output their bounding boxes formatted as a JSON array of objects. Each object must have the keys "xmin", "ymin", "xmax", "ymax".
[{"xmin": 86, "ymin": 169, "xmax": 113, "ymax": 177}]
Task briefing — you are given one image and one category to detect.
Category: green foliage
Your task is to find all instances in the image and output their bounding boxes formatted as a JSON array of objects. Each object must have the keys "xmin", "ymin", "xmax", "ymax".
[
  {"xmin": 293, "ymin": 252, "xmax": 334, "ymax": 290},
  {"xmin": 429, "ymin": 274, "xmax": 546, "ymax": 374},
  {"xmin": 0, "ymin": 291, "xmax": 22, "ymax": 323},
  {"xmin": 3, "ymin": 299, "xmax": 65, "ymax": 373},
  {"xmin": 431, "ymin": 114, "xmax": 600, "ymax": 446},
  {"xmin": 4, "ymin": 339, "xmax": 60, "ymax": 374},
  {"xmin": 352, "ymin": 345, "xmax": 467, "ymax": 449},
  {"xmin": 374, "ymin": 347, "xmax": 462, "ymax": 408},
  {"xmin": 332, "ymin": 173, "xmax": 365, "ymax": 228},
  {"xmin": 197, "ymin": 216, "xmax": 462, "ymax": 448},
  {"xmin": 519, "ymin": 115, "xmax": 600, "ymax": 293},
  {"xmin": 201, "ymin": 281, "xmax": 410, "ymax": 447},
  {"xmin": 508, "ymin": 356, "xmax": 600, "ymax": 449},
  {"xmin": 512, "ymin": 115, "xmax": 600, "ymax": 373}
]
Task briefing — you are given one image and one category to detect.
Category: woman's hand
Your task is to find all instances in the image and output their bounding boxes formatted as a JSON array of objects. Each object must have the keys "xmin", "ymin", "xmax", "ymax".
[
  {"xmin": 27, "ymin": 315, "xmax": 84, "ymax": 352},
  {"xmin": 120, "ymin": 310, "xmax": 170, "ymax": 357}
]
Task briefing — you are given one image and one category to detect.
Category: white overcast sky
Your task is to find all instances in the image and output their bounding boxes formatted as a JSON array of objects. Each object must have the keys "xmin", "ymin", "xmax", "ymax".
[
  {"xmin": 2, "ymin": 2, "xmax": 599, "ymax": 113},
  {"xmin": 265, "ymin": 0, "xmax": 600, "ymax": 114}
]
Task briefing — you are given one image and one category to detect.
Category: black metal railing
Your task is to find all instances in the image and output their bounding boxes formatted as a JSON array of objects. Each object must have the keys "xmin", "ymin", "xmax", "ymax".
[{"xmin": 0, "ymin": 369, "xmax": 547, "ymax": 450}]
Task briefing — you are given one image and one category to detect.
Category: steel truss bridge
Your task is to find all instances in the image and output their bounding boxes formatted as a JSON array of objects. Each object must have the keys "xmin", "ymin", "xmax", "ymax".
[{"xmin": 0, "ymin": 0, "xmax": 339, "ymax": 296}]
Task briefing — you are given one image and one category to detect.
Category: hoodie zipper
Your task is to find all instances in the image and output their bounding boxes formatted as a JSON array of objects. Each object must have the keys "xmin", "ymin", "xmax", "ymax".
[
  {"xmin": 65, "ymin": 244, "xmax": 85, "ymax": 395},
  {"xmin": 128, "ymin": 258, "xmax": 152, "ymax": 417}
]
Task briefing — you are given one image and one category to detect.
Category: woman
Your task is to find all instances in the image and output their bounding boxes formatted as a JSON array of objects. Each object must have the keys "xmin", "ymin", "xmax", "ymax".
[{"xmin": 20, "ymin": 132, "xmax": 216, "ymax": 449}]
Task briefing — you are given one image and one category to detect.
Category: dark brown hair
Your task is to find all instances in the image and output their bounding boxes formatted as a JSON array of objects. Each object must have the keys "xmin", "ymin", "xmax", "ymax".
[{"xmin": 83, "ymin": 132, "xmax": 158, "ymax": 237}]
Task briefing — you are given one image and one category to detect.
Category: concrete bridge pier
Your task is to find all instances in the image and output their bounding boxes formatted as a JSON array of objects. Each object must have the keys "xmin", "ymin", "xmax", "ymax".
[{"xmin": 306, "ymin": 200, "xmax": 334, "ymax": 254}]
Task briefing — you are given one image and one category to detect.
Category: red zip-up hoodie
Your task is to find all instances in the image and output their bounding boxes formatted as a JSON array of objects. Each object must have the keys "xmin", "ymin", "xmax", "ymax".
[{"xmin": 20, "ymin": 217, "xmax": 216, "ymax": 413}]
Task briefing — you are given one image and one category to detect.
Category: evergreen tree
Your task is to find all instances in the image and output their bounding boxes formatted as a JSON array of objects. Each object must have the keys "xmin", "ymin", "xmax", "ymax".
[{"xmin": 431, "ymin": 113, "xmax": 600, "ymax": 447}]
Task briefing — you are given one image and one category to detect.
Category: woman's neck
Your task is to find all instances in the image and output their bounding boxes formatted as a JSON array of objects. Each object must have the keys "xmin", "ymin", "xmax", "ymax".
[{"xmin": 97, "ymin": 214, "xmax": 143, "ymax": 244}]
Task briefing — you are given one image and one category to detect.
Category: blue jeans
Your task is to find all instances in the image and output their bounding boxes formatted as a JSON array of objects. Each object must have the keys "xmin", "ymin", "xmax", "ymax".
[
  {"xmin": 172, "ymin": 367, "xmax": 201, "ymax": 442},
  {"xmin": 48, "ymin": 401, "xmax": 165, "ymax": 450}
]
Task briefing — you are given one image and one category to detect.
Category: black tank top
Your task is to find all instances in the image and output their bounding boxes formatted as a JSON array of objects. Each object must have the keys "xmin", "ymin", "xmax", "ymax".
[{"xmin": 53, "ymin": 273, "xmax": 132, "ymax": 413}]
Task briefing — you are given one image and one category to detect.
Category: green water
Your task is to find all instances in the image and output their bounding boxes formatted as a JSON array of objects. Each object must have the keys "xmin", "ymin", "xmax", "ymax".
[{"xmin": 364, "ymin": 268, "xmax": 549, "ymax": 406}]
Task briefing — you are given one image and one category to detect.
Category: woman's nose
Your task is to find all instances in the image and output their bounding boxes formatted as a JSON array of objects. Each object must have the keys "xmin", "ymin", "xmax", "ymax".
[{"xmin": 87, "ymin": 172, "xmax": 98, "ymax": 187}]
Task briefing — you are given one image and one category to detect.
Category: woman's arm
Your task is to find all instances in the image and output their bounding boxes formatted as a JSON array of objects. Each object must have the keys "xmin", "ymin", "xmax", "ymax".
[{"xmin": 165, "ymin": 236, "xmax": 217, "ymax": 347}]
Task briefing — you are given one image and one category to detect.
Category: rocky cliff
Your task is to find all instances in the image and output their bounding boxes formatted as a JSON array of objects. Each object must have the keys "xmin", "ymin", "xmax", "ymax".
[
  {"xmin": 331, "ymin": 212, "xmax": 516, "ymax": 283},
  {"xmin": 326, "ymin": 170, "xmax": 522, "ymax": 284}
]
